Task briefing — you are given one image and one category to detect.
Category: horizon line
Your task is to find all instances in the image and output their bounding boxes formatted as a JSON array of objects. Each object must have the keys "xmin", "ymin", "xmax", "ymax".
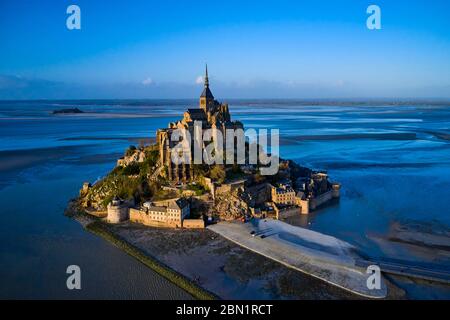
[{"xmin": 1, "ymin": 97, "xmax": 450, "ymax": 103}]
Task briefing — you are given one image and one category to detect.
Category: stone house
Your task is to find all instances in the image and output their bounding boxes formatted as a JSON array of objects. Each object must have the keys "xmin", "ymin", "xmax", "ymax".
[{"xmin": 129, "ymin": 198, "xmax": 190, "ymax": 228}]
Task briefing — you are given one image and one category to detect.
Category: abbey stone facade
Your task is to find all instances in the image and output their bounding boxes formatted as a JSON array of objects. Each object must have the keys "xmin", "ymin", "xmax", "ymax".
[{"xmin": 157, "ymin": 66, "xmax": 243, "ymax": 182}]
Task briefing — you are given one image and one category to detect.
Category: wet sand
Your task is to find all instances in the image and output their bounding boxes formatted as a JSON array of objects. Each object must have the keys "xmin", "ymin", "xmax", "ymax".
[
  {"xmin": 2, "ymin": 100, "xmax": 449, "ymax": 299},
  {"xmin": 104, "ymin": 221, "xmax": 405, "ymax": 300},
  {"xmin": 60, "ymin": 136, "xmax": 156, "ymax": 144},
  {"xmin": 280, "ymin": 133, "xmax": 417, "ymax": 145}
]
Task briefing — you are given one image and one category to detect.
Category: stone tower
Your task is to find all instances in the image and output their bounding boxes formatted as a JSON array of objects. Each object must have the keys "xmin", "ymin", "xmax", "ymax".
[{"xmin": 199, "ymin": 64, "xmax": 214, "ymax": 112}]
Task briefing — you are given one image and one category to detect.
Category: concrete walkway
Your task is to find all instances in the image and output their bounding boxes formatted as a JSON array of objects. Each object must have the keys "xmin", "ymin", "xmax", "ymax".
[{"xmin": 208, "ymin": 219, "xmax": 387, "ymax": 298}]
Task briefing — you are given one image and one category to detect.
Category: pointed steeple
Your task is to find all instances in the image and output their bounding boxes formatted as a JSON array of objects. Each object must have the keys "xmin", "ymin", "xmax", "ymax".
[
  {"xmin": 204, "ymin": 64, "xmax": 209, "ymax": 88},
  {"xmin": 200, "ymin": 64, "xmax": 214, "ymax": 110}
]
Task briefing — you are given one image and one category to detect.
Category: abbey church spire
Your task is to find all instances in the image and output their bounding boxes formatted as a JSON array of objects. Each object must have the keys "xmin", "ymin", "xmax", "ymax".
[
  {"xmin": 204, "ymin": 64, "xmax": 209, "ymax": 88},
  {"xmin": 200, "ymin": 64, "xmax": 214, "ymax": 111}
]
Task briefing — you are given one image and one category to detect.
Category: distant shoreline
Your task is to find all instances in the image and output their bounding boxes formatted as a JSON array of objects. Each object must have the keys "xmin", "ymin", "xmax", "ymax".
[{"xmin": 1, "ymin": 98, "xmax": 450, "ymax": 106}]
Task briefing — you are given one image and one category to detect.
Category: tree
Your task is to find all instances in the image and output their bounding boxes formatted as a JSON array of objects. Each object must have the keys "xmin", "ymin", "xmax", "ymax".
[
  {"xmin": 125, "ymin": 145, "xmax": 137, "ymax": 157},
  {"xmin": 122, "ymin": 163, "xmax": 140, "ymax": 175},
  {"xmin": 209, "ymin": 165, "xmax": 226, "ymax": 184}
]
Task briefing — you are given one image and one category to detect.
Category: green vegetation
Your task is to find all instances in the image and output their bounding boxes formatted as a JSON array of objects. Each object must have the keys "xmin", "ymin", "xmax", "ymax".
[
  {"xmin": 186, "ymin": 183, "xmax": 206, "ymax": 196},
  {"xmin": 227, "ymin": 164, "xmax": 245, "ymax": 181},
  {"xmin": 143, "ymin": 147, "xmax": 159, "ymax": 168},
  {"xmin": 85, "ymin": 221, "xmax": 216, "ymax": 300},
  {"xmin": 87, "ymin": 145, "xmax": 162, "ymax": 209},
  {"xmin": 209, "ymin": 165, "xmax": 226, "ymax": 184},
  {"xmin": 125, "ymin": 145, "xmax": 137, "ymax": 157},
  {"xmin": 152, "ymin": 188, "xmax": 179, "ymax": 201},
  {"xmin": 122, "ymin": 162, "xmax": 140, "ymax": 175},
  {"xmin": 253, "ymin": 169, "xmax": 266, "ymax": 184},
  {"xmin": 99, "ymin": 173, "xmax": 153, "ymax": 209},
  {"xmin": 192, "ymin": 164, "xmax": 208, "ymax": 177},
  {"xmin": 84, "ymin": 142, "xmax": 271, "ymax": 210}
]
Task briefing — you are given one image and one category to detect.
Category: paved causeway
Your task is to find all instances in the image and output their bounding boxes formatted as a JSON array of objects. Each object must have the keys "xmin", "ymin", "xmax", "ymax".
[{"xmin": 208, "ymin": 219, "xmax": 387, "ymax": 298}]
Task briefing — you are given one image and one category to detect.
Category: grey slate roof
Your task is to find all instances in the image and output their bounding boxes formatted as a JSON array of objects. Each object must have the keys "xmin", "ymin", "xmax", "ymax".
[
  {"xmin": 200, "ymin": 87, "xmax": 214, "ymax": 99},
  {"xmin": 186, "ymin": 108, "xmax": 207, "ymax": 120},
  {"xmin": 148, "ymin": 206, "xmax": 167, "ymax": 213},
  {"xmin": 168, "ymin": 198, "xmax": 189, "ymax": 210}
]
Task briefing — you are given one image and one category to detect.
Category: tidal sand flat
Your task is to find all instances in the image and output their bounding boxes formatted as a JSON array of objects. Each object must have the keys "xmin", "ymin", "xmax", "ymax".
[
  {"xmin": 99, "ymin": 220, "xmax": 405, "ymax": 300},
  {"xmin": 1, "ymin": 100, "xmax": 449, "ymax": 299}
]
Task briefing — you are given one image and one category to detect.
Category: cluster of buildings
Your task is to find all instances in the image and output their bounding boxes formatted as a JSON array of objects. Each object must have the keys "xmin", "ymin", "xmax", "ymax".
[
  {"xmin": 106, "ymin": 196, "xmax": 205, "ymax": 229},
  {"xmin": 271, "ymin": 172, "xmax": 340, "ymax": 218},
  {"xmin": 101, "ymin": 66, "xmax": 340, "ymax": 228},
  {"xmin": 247, "ymin": 172, "xmax": 340, "ymax": 220}
]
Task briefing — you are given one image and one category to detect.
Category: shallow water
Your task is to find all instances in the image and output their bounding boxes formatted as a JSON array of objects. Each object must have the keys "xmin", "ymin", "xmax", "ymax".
[
  {"xmin": 0, "ymin": 100, "xmax": 449, "ymax": 299},
  {"xmin": 0, "ymin": 152, "xmax": 192, "ymax": 299}
]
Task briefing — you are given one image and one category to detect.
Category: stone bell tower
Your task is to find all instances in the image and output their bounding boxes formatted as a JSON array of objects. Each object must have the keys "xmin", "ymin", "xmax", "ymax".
[{"xmin": 199, "ymin": 64, "xmax": 214, "ymax": 112}]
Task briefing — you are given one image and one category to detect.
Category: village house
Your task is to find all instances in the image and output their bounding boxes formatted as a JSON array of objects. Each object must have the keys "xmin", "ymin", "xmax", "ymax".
[
  {"xmin": 106, "ymin": 196, "xmax": 205, "ymax": 229},
  {"xmin": 268, "ymin": 171, "xmax": 341, "ymax": 216},
  {"xmin": 129, "ymin": 198, "xmax": 190, "ymax": 228},
  {"xmin": 270, "ymin": 183, "xmax": 296, "ymax": 205}
]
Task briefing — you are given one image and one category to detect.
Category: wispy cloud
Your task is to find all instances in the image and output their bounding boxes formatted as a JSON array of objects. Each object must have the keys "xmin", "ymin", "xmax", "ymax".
[
  {"xmin": 142, "ymin": 77, "xmax": 153, "ymax": 86},
  {"xmin": 195, "ymin": 76, "xmax": 203, "ymax": 84},
  {"xmin": 1, "ymin": 74, "xmax": 449, "ymax": 100}
]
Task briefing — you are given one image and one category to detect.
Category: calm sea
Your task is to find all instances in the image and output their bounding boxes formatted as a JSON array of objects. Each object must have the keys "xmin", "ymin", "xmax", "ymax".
[{"xmin": 0, "ymin": 99, "xmax": 449, "ymax": 299}]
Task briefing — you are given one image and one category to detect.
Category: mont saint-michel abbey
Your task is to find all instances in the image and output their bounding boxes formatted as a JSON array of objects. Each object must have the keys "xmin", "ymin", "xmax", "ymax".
[{"xmin": 157, "ymin": 66, "xmax": 243, "ymax": 182}]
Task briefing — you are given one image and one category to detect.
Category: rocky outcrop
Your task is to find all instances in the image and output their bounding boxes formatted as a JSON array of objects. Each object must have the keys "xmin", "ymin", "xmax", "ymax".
[
  {"xmin": 213, "ymin": 193, "xmax": 249, "ymax": 220},
  {"xmin": 52, "ymin": 108, "xmax": 84, "ymax": 114},
  {"xmin": 79, "ymin": 180, "xmax": 113, "ymax": 210},
  {"xmin": 117, "ymin": 149, "xmax": 146, "ymax": 167}
]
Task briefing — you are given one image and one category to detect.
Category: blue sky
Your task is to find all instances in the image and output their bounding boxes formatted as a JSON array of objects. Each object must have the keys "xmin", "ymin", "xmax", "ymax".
[{"xmin": 0, "ymin": 0, "xmax": 449, "ymax": 99}]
